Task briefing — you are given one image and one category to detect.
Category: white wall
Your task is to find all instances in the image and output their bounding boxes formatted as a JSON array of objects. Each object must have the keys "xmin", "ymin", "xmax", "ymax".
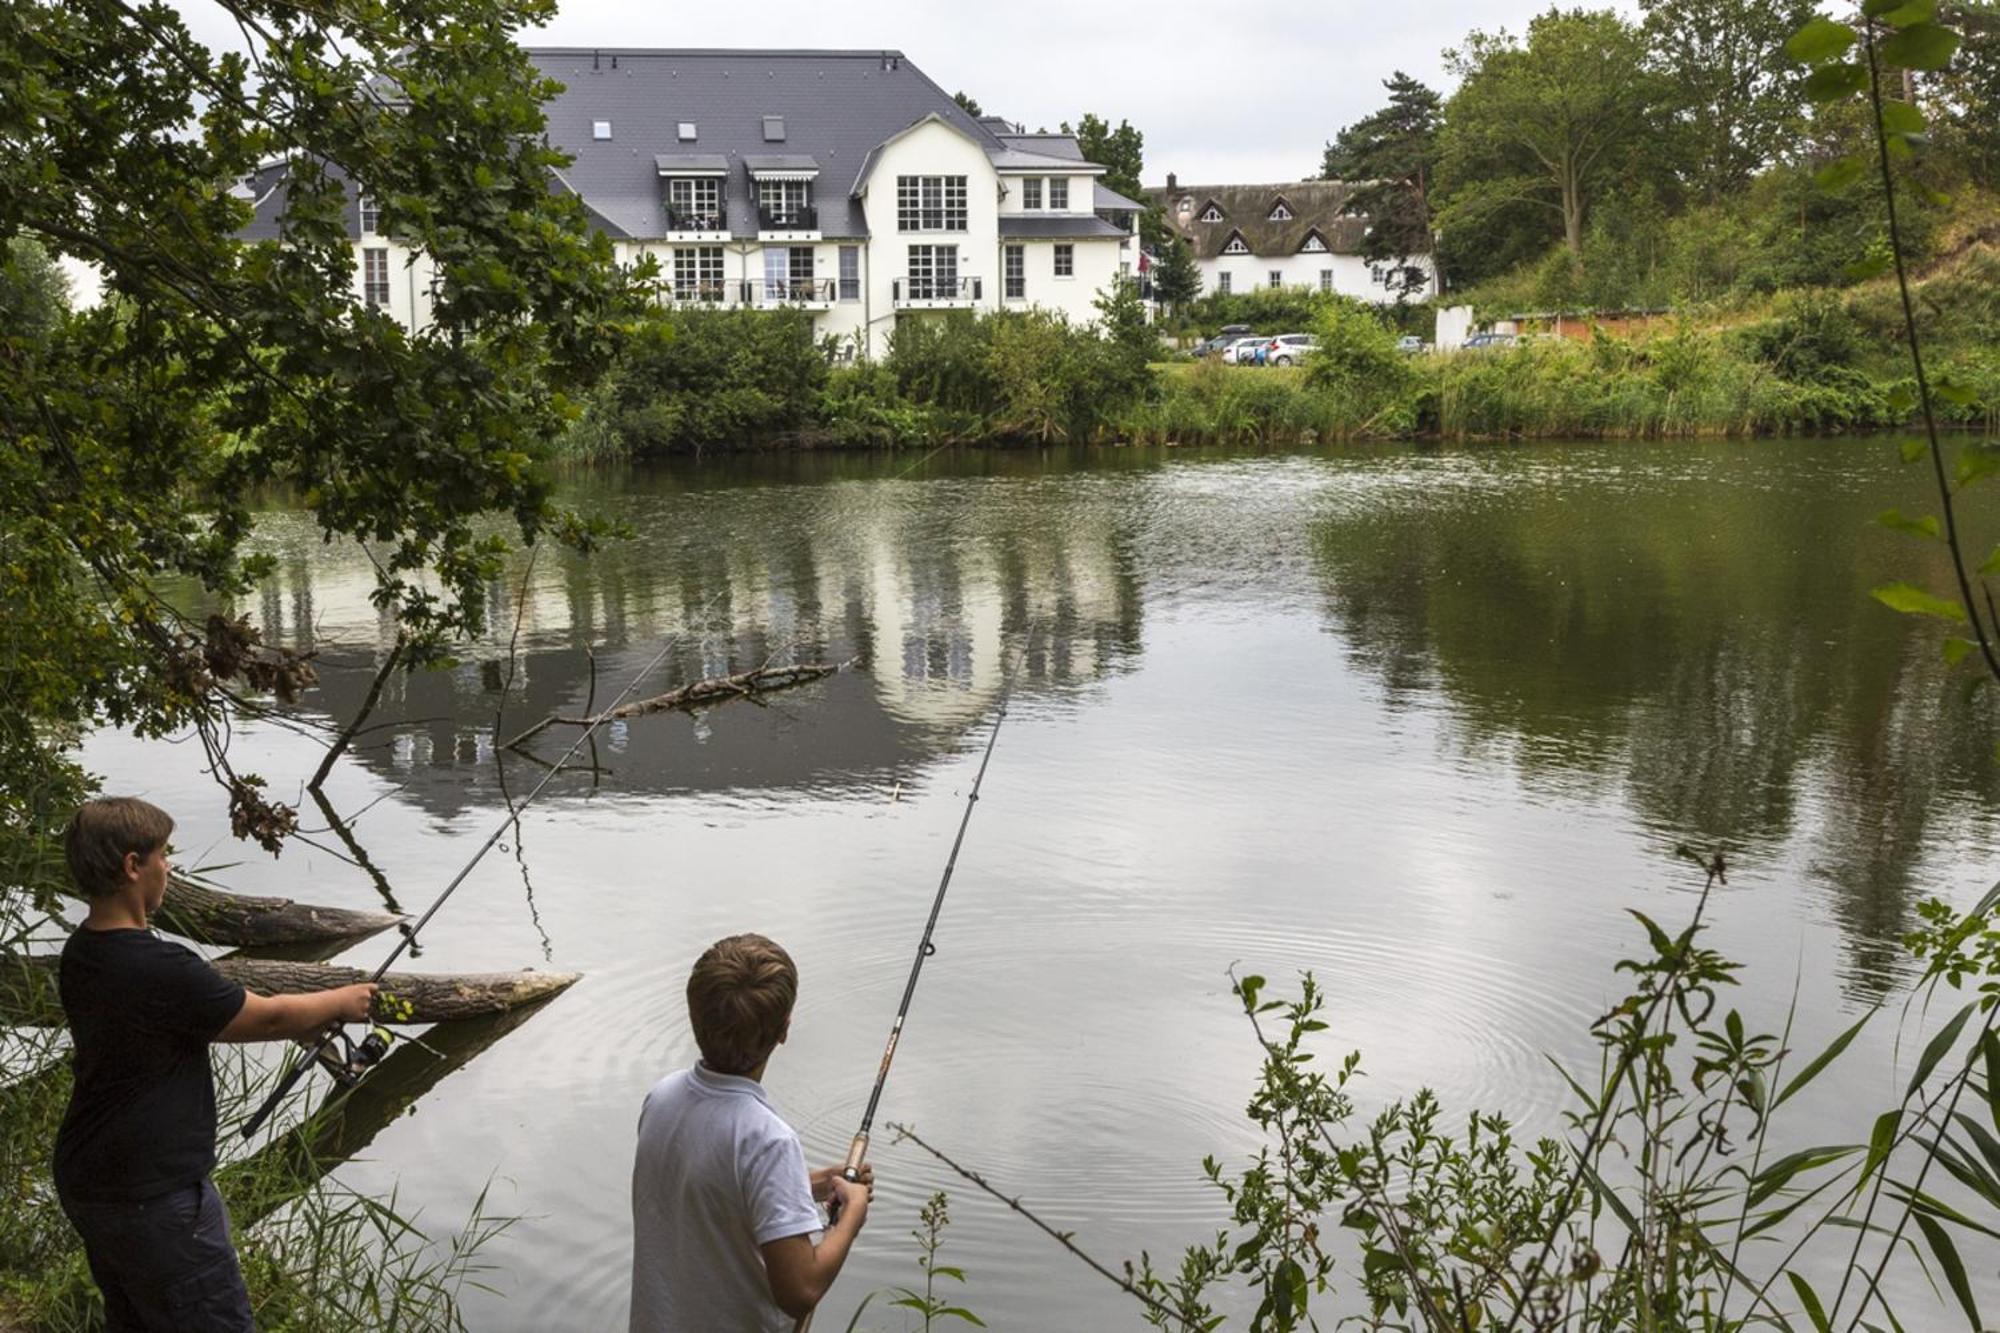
[
  {"xmin": 1001, "ymin": 237, "xmax": 1122, "ymax": 327},
  {"xmin": 996, "ymin": 172, "xmax": 1094, "ymax": 216},
  {"xmin": 1199, "ymin": 252, "xmax": 1436, "ymax": 305},
  {"xmin": 857, "ymin": 119, "xmax": 1001, "ymax": 359},
  {"xmin": 352, "ymin": 240, "xmax": 438, "ymax": 330}
]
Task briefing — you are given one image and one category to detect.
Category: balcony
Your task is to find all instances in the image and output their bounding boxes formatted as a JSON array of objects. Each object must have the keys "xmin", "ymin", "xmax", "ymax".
[
  {"xmin": 758, "ymin": 278, "xmax": 836, "ymax": 309},
  {"xmin": 756, "ymin": 202, "xmax": 819, "ymax": 239},
  {"xmin": 893, "ymin": 275, "xmax": 982, "ymax": 309},
  {"xmin": 665, "ymin": 280, "xmax": 746, "ymax": 307},
  {"xmin": 664, "ymin": 205, "xmax": 728, "ymax": 240}
]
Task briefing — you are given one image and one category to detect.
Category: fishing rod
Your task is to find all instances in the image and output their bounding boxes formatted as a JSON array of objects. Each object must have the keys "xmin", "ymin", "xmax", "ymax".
[
  {"xmin": 240, "ymin": 608, "xmax": 719, "ymax": 1139},
  {"xmin": 813, "ymin": 693, "xmax": 1008, "ymax": 1260}
]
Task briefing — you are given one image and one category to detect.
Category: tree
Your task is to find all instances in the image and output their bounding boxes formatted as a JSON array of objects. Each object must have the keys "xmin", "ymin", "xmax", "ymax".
[
  {"xmin": 1064, "ymin": 112, "xmax": 1146, "ymax": 201},
  {"xmin": 1151, "ymin": 233, "xmax": 1202, "ymax": 315},
  {"xmin": 1, "ymin": 0, "xmax": 645, "ymax": 885},
  {"xmin": 1640, "ymin": 0, "xmax": 1816, "ymax": 200},
  {"xmin": 954, "ymin": 90, "xmax": 984, "ymax": 118},
  {"xmin": 1322, "ymin": 73, "xmax": 1443, "ymax": 301},
  {"xmin": 1931, "ymin": 4, "xmax": 2000, "ymax": 186},
  {"xmin": 1438, "ymin": 8, "xmax": 1658, "ymax": 265}
]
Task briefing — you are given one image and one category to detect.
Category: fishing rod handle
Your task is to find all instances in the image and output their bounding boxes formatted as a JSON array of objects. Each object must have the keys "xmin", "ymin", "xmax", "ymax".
[{"xmin": 239, "ymin": 1025, "xmax": 338, "ymax": 1139}]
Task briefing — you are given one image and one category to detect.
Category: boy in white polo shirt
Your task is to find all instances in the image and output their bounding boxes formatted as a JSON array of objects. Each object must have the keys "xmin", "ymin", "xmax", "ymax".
[{"xmin": 630, "ymin": 934, "xmax": 873, "ymax": 1332}]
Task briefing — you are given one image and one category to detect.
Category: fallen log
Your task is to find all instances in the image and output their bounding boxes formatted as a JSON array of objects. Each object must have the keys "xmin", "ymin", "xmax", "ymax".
[
  {"xmin": 502, "ymin": 659, "xmax": 851, "ymax": 749},
  {"xmin": 152, "ymin": 874, "xmax": 406, "ymax": 949},
  {"xmin": 2, "ymin": 954, "xmax": 578, "ymax": 1027}
]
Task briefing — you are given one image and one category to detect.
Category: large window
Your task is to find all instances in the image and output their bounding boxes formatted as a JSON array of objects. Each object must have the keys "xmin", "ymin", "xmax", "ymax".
[
  {"xmin": 897, "ymin": 176, "xmax": 967, "ymax": 232},
  {"xmin": 839, "ymin": 246, "xmax": 860, "ymax": 301},
  {"xmin": 1054, "ymin": 244, "xmax": 1074, "ymax": 278},
  {"xmin": 1048, "ymin": 177, "xmax": 1068, "ymax": 210},
  {"xmin": 907, "ymin": 244, "xmax": 959, "ymax": 299},
  {"xmin": 763, "ymin": 246, "xmax": 817, "ymax": 300},
  {"xmin": 673, "ymin": 246, "xmax": 726, "ymax": 300},
  {"xmin": 666, "ymin": 177, "xmax": 721, "ymax": 229},
  {"xmin": 1021, "ymin": 178, "xmax": 1042, "ymax": 210},
  {"xmin": 362, "ymin": 247, "xmax": 389, "ymax": 308},
  {"xmin": 757, "ymin": 179, "xmax": 810, "ymax": 226},
  {"xmin": 1004, "ymin": 244, "xmax": 1024, "ymax": 300}
]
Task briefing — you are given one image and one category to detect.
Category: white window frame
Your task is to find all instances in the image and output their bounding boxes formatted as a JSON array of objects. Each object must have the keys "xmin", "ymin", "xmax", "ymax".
[
  {"xmin": 673, "ymin": 246, "xmax": 726, "ymax": 301},
  {"xmin": 1217, "ymin": 271, "xmax": 1232, "ymax": 294},
  {"xmin": 362, "ymin": 247, "xmax": 389, "ymax": 308},
  {"xmin": 897, "ymin": 176, "xmax": 968, "ymax": 232},
  {"xmin": 1054, "ymin": 243, "xmax": 1075, "ymax": 279},
  {"xmin": 1223, "ymin": 236, "xmax": 1249, "ymax": 255},
  {"xmin": 756, "ymin": 179, "xmax": 810, "ymax": 225},
  {"xmin": 1301, "ymin": 232, "xmax": 1328, "ymax": 253},
  {"xmin": 1268, "ymin": 203, "xmax": 1291, "ymax": 221},
  {"xmin": 1048, "ymin": 177, "xmax": 1069, "ymax": 210},
  {"xmin": 358, "ymin": 195, "xmax": 380, "ymax": 235},
  {"xmin": 1319, "ymin": 269, "xmax": 1334, "ymax": 292},
  {"xmin": 667, "ymin": 177, "xmax": 721, "ymax": 229},
  {"xmin": 1021, "ymin": 178, "xmax": 1042, "ymax": 210},
  {"xmin": 1200, "ymin": 205, "xmax": 1224, "ymax": 223},
  {"xmin": 1004, "ymin": 244, "xmax": 1025, "ymax": 300},
  {"xmin": 838, "ymin": 245, "xmax": 861, "ymax": 301},
  {"xmin": 907, "ymin": 243, "xmax": 960, "ymax": 299}
]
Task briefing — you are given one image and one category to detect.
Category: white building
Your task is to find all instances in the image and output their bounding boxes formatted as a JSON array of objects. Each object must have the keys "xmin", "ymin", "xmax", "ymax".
[
  {"xmin": 1149, "ymin": 176, "xmax": 1437, "ymax": 303},
  {"xmin": 243, "ymin": 49, "xmax": 1137, "ymax": 360}
]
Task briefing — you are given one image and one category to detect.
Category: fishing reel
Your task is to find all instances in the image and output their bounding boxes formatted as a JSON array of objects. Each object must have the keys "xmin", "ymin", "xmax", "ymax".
[{"xmin": 311, "ymin": 1024, "xmax": 394, "ymax": 1088}]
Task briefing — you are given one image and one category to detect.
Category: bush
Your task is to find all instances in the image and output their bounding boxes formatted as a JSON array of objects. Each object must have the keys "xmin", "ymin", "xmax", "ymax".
[
  {"xmin": 1305, "ymin": 301, "xmax": 1417, "ymax": 433},
  {"xmin": 562, "ymin": 307, "xmax": 830, "ymax": 458}
]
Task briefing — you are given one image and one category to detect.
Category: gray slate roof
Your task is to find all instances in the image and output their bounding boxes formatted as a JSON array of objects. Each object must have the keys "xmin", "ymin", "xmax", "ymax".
[
  {"xmin": 1000, "ymin": 215, "xmax": 1128, "ymax": 239},
  {"xmin": 997, "ymin": 132, "xmax": 1086, "ymax": 162},
  {"xmin": 1148, "ymin": 179, "xmax": 1369, "ymax": 260},
  {"xmin": 529, "ymin": 48, "xmax": 1006, "ymax": 240},
  {"xmin": 1094, "ymin": 181, "xmax": 1145, "ymax": 213}
]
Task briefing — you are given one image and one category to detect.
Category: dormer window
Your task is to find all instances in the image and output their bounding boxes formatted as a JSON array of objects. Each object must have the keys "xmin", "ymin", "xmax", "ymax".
[
  {"xmin": 1268, "ymin": 201, "xmax": 1292, "ymax": 221},
  {"xmin": 757, "ymin": 178, "xmax": 811, "ymax": 227},
  {"xmin": 1299, "ymin": 231, "xmax": 1328, "ymax": 253},
  {"xmin": 1222, "ymin": 233, "xmax": 1249, "ymax": 255},
  {"xmin": 1200, "ymin": 204, "xmax": 1224, "ymax": 223},
  {"xmin": 358, "ymin": 194, "xmax": 380, "ymax": 235},
  {"xmin": 1049, "ymin": 177, "xmax": 1069, "ymax": 210},
  {"xmin": 666, "ymin": 177, "xmax": 721, "ymax": 230}
]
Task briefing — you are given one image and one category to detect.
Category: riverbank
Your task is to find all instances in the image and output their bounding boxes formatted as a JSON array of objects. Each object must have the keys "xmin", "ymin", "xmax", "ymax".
[{"xmin": 554, "ymin": 271, "xmax": 1998, "ymax": 460}]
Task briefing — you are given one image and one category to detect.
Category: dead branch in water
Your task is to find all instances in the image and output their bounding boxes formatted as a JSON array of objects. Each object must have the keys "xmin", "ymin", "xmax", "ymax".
[{"xmin": 501, "ymin": 660, "xmax": 853, "ymax": 750}]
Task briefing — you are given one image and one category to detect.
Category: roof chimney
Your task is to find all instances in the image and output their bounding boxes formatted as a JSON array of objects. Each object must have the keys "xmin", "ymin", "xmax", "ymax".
[{"xmin": 1166, "ymin": 172, "xmax": 1177, "ymax": 192}]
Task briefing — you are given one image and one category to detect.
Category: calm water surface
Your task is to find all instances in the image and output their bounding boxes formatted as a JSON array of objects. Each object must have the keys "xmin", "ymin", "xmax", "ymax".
[{"xmin": 82, "ymin": 440, "xmax": 2000, "ymax": 1329}]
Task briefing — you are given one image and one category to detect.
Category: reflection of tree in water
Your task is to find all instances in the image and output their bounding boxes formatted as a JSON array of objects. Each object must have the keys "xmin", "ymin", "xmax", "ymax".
[
  {"xmin": 244, "ymin": 466, "xmax": 1145, "ymax": 819},
  {"xmin": 1312, "ymin": 457, "xmax": 2000, "ymax": 996}
]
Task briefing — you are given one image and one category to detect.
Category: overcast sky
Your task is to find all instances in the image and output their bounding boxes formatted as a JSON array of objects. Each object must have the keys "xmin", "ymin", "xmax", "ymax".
[{"xmin": 172, "ymin": 1, "xmax": 1646, "ymax": 184}]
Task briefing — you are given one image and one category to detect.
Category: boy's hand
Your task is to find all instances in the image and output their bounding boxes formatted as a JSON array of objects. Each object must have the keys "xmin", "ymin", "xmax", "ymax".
[
  {"xmin": 333, "ymin": 983, "xmax": 379, "ymax": 1023},
  {"xmin": 812, "ymin": 1162, "xmax": 874, "ymax": 1203},
  {"xmin": 827, "ymin": 1176, "xmax": 870, "ymax": 1230}
]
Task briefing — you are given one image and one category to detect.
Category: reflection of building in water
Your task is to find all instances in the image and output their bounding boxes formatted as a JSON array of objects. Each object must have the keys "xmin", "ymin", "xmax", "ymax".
[{"xmin": 240, "ymin": 473, "xmax": 1143, "ymax": 808}]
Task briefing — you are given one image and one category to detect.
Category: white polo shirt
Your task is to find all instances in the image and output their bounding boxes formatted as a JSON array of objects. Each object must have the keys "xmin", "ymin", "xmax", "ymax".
[{"xmin": 629, "ymin": 1064, "xmax": 824, "ymax": 1333}]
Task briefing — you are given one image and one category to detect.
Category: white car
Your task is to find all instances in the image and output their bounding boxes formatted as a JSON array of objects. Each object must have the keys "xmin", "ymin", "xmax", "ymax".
[
  {"xmin": 1220, "ymin": 336, "xmax": 1267, "ymax": 366},
  {"xmin": 1267, "ymin": 334, "xmax": 1319, "ymax": 366}
]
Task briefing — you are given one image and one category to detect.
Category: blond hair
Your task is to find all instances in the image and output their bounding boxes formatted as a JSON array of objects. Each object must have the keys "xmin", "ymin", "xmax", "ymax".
[
  {"xmin": 64, "ymin": 797, "xmax": 174, "ymax": 899},
  {"xmin": 686, "ymin": 934, "xmax": 797, "ymax": 1075}
]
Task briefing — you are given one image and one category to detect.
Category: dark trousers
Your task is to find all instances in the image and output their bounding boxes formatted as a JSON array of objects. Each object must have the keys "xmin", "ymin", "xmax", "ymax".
[{"xmin": 60, "ymin": 1176, "xmax": 254, "ymax": 1332}]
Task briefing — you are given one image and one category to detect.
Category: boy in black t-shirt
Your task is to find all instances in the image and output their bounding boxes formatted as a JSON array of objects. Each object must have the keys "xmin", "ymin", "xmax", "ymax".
[{"xmin": 54, "ymin": 797, "xmax": 378, "ymax": 1330}]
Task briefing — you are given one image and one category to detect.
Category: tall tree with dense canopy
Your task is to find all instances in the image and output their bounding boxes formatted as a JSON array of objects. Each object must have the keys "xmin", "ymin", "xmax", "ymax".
[
  {"xmin": 1438, "ymin": 8, "xmax": 1658, "ymax": 266},
  {"xmin": 1064, "ymin": 113, "xmax": 1146, "ymax": 201},
  {"xmin": 1151, "ymin": 233, "xmax": 1202, "ymax": 314},
  {"xmin": 1639, "ymin": 0, "xmax": 1816, "ymax": 200},
  {"xmin": 0, "ymin": 0, "xmax": 646, "ymax": 884},
  {"xmin": 1322, "ymin": 72, "xmax": 1443, "ymax": 300}
]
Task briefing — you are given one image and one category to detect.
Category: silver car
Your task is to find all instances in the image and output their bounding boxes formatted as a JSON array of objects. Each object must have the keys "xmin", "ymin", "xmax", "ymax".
[{"xmin": 1266, "ymin": 333, "xmax": 1319, "ymax": 366}]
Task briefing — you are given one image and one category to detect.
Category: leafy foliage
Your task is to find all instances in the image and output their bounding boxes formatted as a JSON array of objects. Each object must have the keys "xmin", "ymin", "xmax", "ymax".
[{"xmin": 1321, "ymin": 73, "xmax": 1442, "ymax": 301}]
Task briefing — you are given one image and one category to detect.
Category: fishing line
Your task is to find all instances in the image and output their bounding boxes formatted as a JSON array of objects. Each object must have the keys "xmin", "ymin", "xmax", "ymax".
[{"xmin": 240, "ymin": 590, "xmax": 731, "ymax": 1138}]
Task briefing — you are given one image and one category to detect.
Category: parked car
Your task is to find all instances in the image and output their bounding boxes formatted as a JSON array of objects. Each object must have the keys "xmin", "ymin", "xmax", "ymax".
[
  {"xmin": 1196, "ymin": 324, "xmax": 1254, "ymax": 357},
  {"xmin": 1266, "ymin": 334, "xmax": 1319, "ymax": 366},
  {"xmin": 1220, "ymin": 335, "xmax": 1268, "ymax": 365},
  {"xmin": 1396, "ymin": 335, "xmax": 1427, "ymax": 354},
  {"xmin": 1463, "ymin": 332, "xmax": 1519, "ymax": 350}
]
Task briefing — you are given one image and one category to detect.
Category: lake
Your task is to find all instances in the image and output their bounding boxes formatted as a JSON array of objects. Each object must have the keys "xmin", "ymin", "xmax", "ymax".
[{"xmin": 80, "ymin": 439, "xmax": 2000, "ymax": 1329}]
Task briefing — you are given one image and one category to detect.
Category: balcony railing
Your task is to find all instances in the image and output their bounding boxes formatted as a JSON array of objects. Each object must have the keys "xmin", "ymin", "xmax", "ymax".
[
  {"xmin": 665, "ymin": 205, "xmax": 725, "ymax": 233},
  {"xmin": 756, "ymin": 203, "xmax": 818, "ymax": 232},
  {"xmin": 893, "ymin": 276, "xmax": 982, "ymax": 305},
  {"xmin": 759, "ymin": 278, "xmax": 836, "ymax": 306},
  {"xmin": 666, "ymin": 280, "xmax": 743, "ymax": 305}
]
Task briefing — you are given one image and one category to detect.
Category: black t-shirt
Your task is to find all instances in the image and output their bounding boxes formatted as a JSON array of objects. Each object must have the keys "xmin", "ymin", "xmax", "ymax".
[{"xmin": 53, "ymin": 927, "xmax": 247, "ymax": 1203}]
